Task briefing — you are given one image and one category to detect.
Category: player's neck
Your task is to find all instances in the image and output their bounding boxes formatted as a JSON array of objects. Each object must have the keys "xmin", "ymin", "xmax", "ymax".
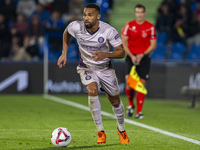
[
  {"xmin": 86, "ymin": 21, "xmax": 99, "ymax": 33},
  {"xmin": 136, "ymin": 20, "xmax": 145, "ymax": 24}
]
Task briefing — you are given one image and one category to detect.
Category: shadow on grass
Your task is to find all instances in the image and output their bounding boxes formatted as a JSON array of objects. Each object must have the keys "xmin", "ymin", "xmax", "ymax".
[{"xmin": 34, "ymin": 143, "xmax": 120, "ymax": 150}]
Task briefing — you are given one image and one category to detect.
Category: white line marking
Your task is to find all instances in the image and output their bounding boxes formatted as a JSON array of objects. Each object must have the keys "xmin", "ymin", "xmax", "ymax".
[{"xmin": 44, "ymin": 95, "xmax": 200, "ymax": 145}]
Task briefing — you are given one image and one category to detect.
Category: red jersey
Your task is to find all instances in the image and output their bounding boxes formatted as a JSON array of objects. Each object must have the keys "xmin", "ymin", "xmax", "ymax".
[{"xmin": 121, "ymin": 20, "xmax": 156, "ymax": 55}]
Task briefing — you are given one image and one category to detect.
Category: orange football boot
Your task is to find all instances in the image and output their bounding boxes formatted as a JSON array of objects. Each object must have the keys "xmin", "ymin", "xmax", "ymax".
[
  {"xmin": 97, "ymin": 131, "xmax": 106, "ymax": 144},
  {"xmin": 117, "ymin": 128, "xmax": 130, "ymax": 144}
]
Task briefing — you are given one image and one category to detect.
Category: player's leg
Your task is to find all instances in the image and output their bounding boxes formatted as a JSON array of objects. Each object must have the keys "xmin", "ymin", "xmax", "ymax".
[
  {"xmin": 106, "ymin": 94, "xmax": 129, "ymax": 144},
  {"xmin": 125, "ymin": 56, "xmax": 135, "ymax": 117},
  {"xmin": 135, "ymin": 55, "xmax": 151, "ymax": 119},
  {"xmin": 97, "ymin": 68, "xmax": 129, "ymax": 144},
  {"xmin": 86, "ymin": 82, "xmax": 106, "ymax": 144},
  {"xmin": 135, "ymin": 79, "xmax": 146, "ymax": 119},
  {"xmin": 77, "ymin": 67, "xmax": 106, "ymax": 143}
]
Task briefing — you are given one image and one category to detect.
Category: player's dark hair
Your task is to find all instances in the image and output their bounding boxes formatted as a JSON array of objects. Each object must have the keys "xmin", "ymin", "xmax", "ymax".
[
  {"xmin": 135, "ymin": 4, "xmax": 146, "ymax": 12},
  {"xmin": 85, "ymin": 3, "xmax": 101, "ymax": 14}
]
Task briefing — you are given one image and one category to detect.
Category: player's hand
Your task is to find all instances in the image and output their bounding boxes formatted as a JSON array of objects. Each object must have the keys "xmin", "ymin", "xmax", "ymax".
[
  {"xmin": 136, "ymin": 54, "xmax": 144, "ymax": 65},
  {"xmin": 130, "ymin": 55, "xmax": 137, "ymax": 65},
  {"xmin": 92, "ymin": 51, "xmax": 108, "ymax": 61},
  {"xmin": 57, "ymin": 54, "xmax": 67, "ymax": 68}
]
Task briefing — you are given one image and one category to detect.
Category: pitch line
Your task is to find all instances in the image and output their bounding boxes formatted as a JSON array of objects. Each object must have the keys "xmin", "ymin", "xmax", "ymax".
[{"xmin": 44, "ymin": 94, "xmax": 200, "ymax": 145}]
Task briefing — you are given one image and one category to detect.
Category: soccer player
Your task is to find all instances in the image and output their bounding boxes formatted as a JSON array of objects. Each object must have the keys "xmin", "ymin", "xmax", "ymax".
[
  {"xmin": 121, "ymin": 4, "xmax": 157, "ymax": 119},
  {"xmin": 57, "ymin": 3, "xmax": 129, "ymax": 144}
]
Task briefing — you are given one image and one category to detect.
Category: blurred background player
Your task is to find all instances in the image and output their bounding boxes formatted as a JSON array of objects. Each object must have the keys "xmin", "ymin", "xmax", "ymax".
[
  {"xmin": 57, "ymin": 3, "xmax": 129, "ymax": 144},
  {"xmin": 121, "ymin": 4, "xmax": 157, "ymax": 119}
]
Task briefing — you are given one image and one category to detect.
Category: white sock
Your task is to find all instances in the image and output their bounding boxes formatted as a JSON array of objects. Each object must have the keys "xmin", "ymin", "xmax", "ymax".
[
  {"xmin": 88, "ymin": 96, "xmax": 104, "ymax": 132},
  {"xmin": 112, "ymin": 101, "xmax": 125, "ymax": 131}
]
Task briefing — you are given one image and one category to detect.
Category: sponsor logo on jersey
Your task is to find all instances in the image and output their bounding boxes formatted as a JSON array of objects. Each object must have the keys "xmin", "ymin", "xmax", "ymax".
[
  {"xmin": 114, "ymin": 34, "xmax": 120, "ymax": 40},
  {"xmin": 98, "ymin": 37, "xmax": 104, "ymax": 43}
]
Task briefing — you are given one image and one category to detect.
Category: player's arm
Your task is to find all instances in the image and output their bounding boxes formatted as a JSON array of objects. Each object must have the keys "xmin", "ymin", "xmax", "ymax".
[
  {"xmin": 144, "ymin": 39, "xmax": 157, "ymax": 55},
  {"xmin": 108, "ymin": 44, "xmax": 125, "ymax": 58},
  {"xmin": 57, "ymin": 26, "xmax": 72, "ymax": 68},
  {"xmin": 136, "ymin": 39, "xmax": 157, "ymax": 65},
  {"xmin": 121, "ymin": 35, "xmax": 137, "ymax": 64},
  {"xmin": 92, "ymin": 44, "xmax": 125, "ymax": 61}
]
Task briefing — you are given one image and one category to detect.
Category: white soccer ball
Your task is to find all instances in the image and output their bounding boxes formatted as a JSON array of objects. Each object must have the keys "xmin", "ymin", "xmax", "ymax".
[{"xmin": 51, "ymin": 127, "xmax": 72, "ymax": 147}]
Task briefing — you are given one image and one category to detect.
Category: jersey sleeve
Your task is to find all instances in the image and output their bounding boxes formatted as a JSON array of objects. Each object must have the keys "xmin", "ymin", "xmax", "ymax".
[
  {"xmin": 67, "ymin": 21, "xmax": 80, "ymax": 37},
  {"xmin": 149, "ymin": 25, "xmax": 157, "ymax": 40},
  {"xmin": 121, "ymin": 22, "xmax": 129, "ymax": 36},
  {"xmin": 107, "ymin": 27, "xmax": 122, "ymax": 47}
]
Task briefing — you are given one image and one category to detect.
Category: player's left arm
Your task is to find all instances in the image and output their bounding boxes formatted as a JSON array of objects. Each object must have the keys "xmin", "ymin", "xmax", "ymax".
[{"xmin": 92, "ymin": 44, "xmax": 125, "ymax": 61}]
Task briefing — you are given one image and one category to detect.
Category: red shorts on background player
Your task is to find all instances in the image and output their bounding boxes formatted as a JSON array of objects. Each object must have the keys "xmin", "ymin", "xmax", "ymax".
[{"xmin": 121, "ymin": 4, "xmax": 157, "ymax": 119}]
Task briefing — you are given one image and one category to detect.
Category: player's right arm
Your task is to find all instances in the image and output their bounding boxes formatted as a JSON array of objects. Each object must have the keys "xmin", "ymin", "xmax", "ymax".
[
  {"xmin": 121, "ymin": 23, "xmax": 137, "ymax": 64},
  {"xmin": 121, "ymin": 35, "xmax": 137, "ymax": 64},
  {"xmin": 57, "ymin": 26, "xmax": 72, "ymax": 69}
]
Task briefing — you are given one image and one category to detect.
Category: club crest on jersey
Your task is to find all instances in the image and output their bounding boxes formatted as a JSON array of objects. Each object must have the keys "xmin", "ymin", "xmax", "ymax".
[
  {"xmin": 132, "ymin": 26, "xmax": 136, "ymax": 30},
  {"xmin": 98, "ymin": 37, "xmax": 104, "ymax": 43},
  {"xmin": 142, "ymin": 31, "xmax": 147, "ymax": 38},
  {"xmin": 112, "ymin": 79, "xmax": 117, "ymax": 86},
  {"xmin": 85, "ymin": 75, "xmax": 92, "ymax": 80}
]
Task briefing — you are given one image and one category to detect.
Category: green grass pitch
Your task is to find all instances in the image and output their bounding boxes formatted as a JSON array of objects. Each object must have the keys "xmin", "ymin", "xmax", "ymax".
[{"xmin": 0, "ymin": 94, "xmax": 199, "ymax": 150}]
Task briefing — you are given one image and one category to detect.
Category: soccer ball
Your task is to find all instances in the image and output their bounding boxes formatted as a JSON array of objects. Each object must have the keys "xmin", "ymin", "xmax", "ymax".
[{"xmin": 51, "ymin": 127, "xmax": 72, "ymax": 147}]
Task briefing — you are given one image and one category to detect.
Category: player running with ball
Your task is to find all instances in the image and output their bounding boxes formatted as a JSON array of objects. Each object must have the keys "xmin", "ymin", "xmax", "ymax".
[
  {"xmin": 121, "ymin": 4, "xmax": 157, "ymax": 119},
  {"xmin": 57, "ymin": 3, "xmax": 129, "ymax": 144}
]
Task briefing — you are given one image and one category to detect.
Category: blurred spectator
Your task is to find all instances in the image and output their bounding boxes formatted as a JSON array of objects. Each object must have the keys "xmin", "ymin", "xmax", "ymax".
[
  {"xmin": 176, "ymin": 4, "xmax": 192, "ymax": 26},
  {"xmin": 30, "ymin": 4, "xmax": 51, "ymax": 24},
  {"xmin": 171, "ymin": 16, "xmax": 189, "ymax": 43},
  {"xmin": 16, "ymin": 0, "xmax": 37, "ymax": 18},
  {"xmin": 159, "ymin": 0, "xmax": 178, "ymax": 14},
  {"xmin": 26, "ymin": 14, "xmax": 45, "ymax": 60},
  {"xmin": 69, "ymin": 0, "xmax": 84, "ymax": 18},
  {"xmin": 28, "ymin": 15, "xmax": 45, "ymax": 40},
  {"xmin": 156, "ymin": 3, "xmax": 174, "ymax": 33},
  {"xmin": 38, "ymin": 0, "xmax": 54, "ymax": 13},
  {"xmin": 194, "ymin": 2, "xmax": 200, "ymax": 16},
  {"xmin": 11, "ymin": 33, "xmax": 23, "ymax": 47},
  {"xmin": 0, "ymin": 0, "xmax": 17, "ymax": 23},
  {"xmin": 52, "ymin": 0, "xmax": 69, "ymax": 15},
  {"xmin": 38, "ymin": 0, "xmax": 54, "ymax": 6},
  {"xmin": 63, "ymin": 9, "xmax": 79, "ymax": 25},
  {"xmin": 11, "ymin": 13, "xmax": 29, "ymax": 38},
  {"xmin": 187, "ymin": 14, "xmax": 200, "ymax": 48},
  {"xmin": 10, "ymin": 42, "xmax": 32, "ymax": 61},
  {"xmin": 45, "ymin": 11, "xmax": 65, "ymax": 31},
  {"xmin": 0, "ymin": 13, "xmax": 11, "ymax": 59},
  {"xmin": 24, "ymin": 36, "xmax": 41, "ymax": 61},
  {"xmin": 95, "ymin": 0, "xmax": 111, "ymax": 22},
  {"xmin": 189, "ymin": 0, "xmax": 199, "ymax": 12},
  {"xmin": 45, "ymin": 11, "xmax": 65, "ymax": 52}
]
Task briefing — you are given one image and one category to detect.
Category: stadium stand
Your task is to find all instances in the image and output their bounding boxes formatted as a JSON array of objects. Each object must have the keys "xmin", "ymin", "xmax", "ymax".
[
  {"xmin": 186, "ymin": 44, "xmax": 200, "ymax": 61},
  {"xmin": 0, "ymin": 0, "xmax": 113, "ymax": 62},
  {"xmin": 0, "ymin": 0, "xmax": 200, "ymax": 62},
  {"xmin": 151, "ymin": 42, "xmax": 167, "ymax": 61},
  {"xmin": 168, "ymin": 42, "xmax": 186, "ymax": 61}
]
